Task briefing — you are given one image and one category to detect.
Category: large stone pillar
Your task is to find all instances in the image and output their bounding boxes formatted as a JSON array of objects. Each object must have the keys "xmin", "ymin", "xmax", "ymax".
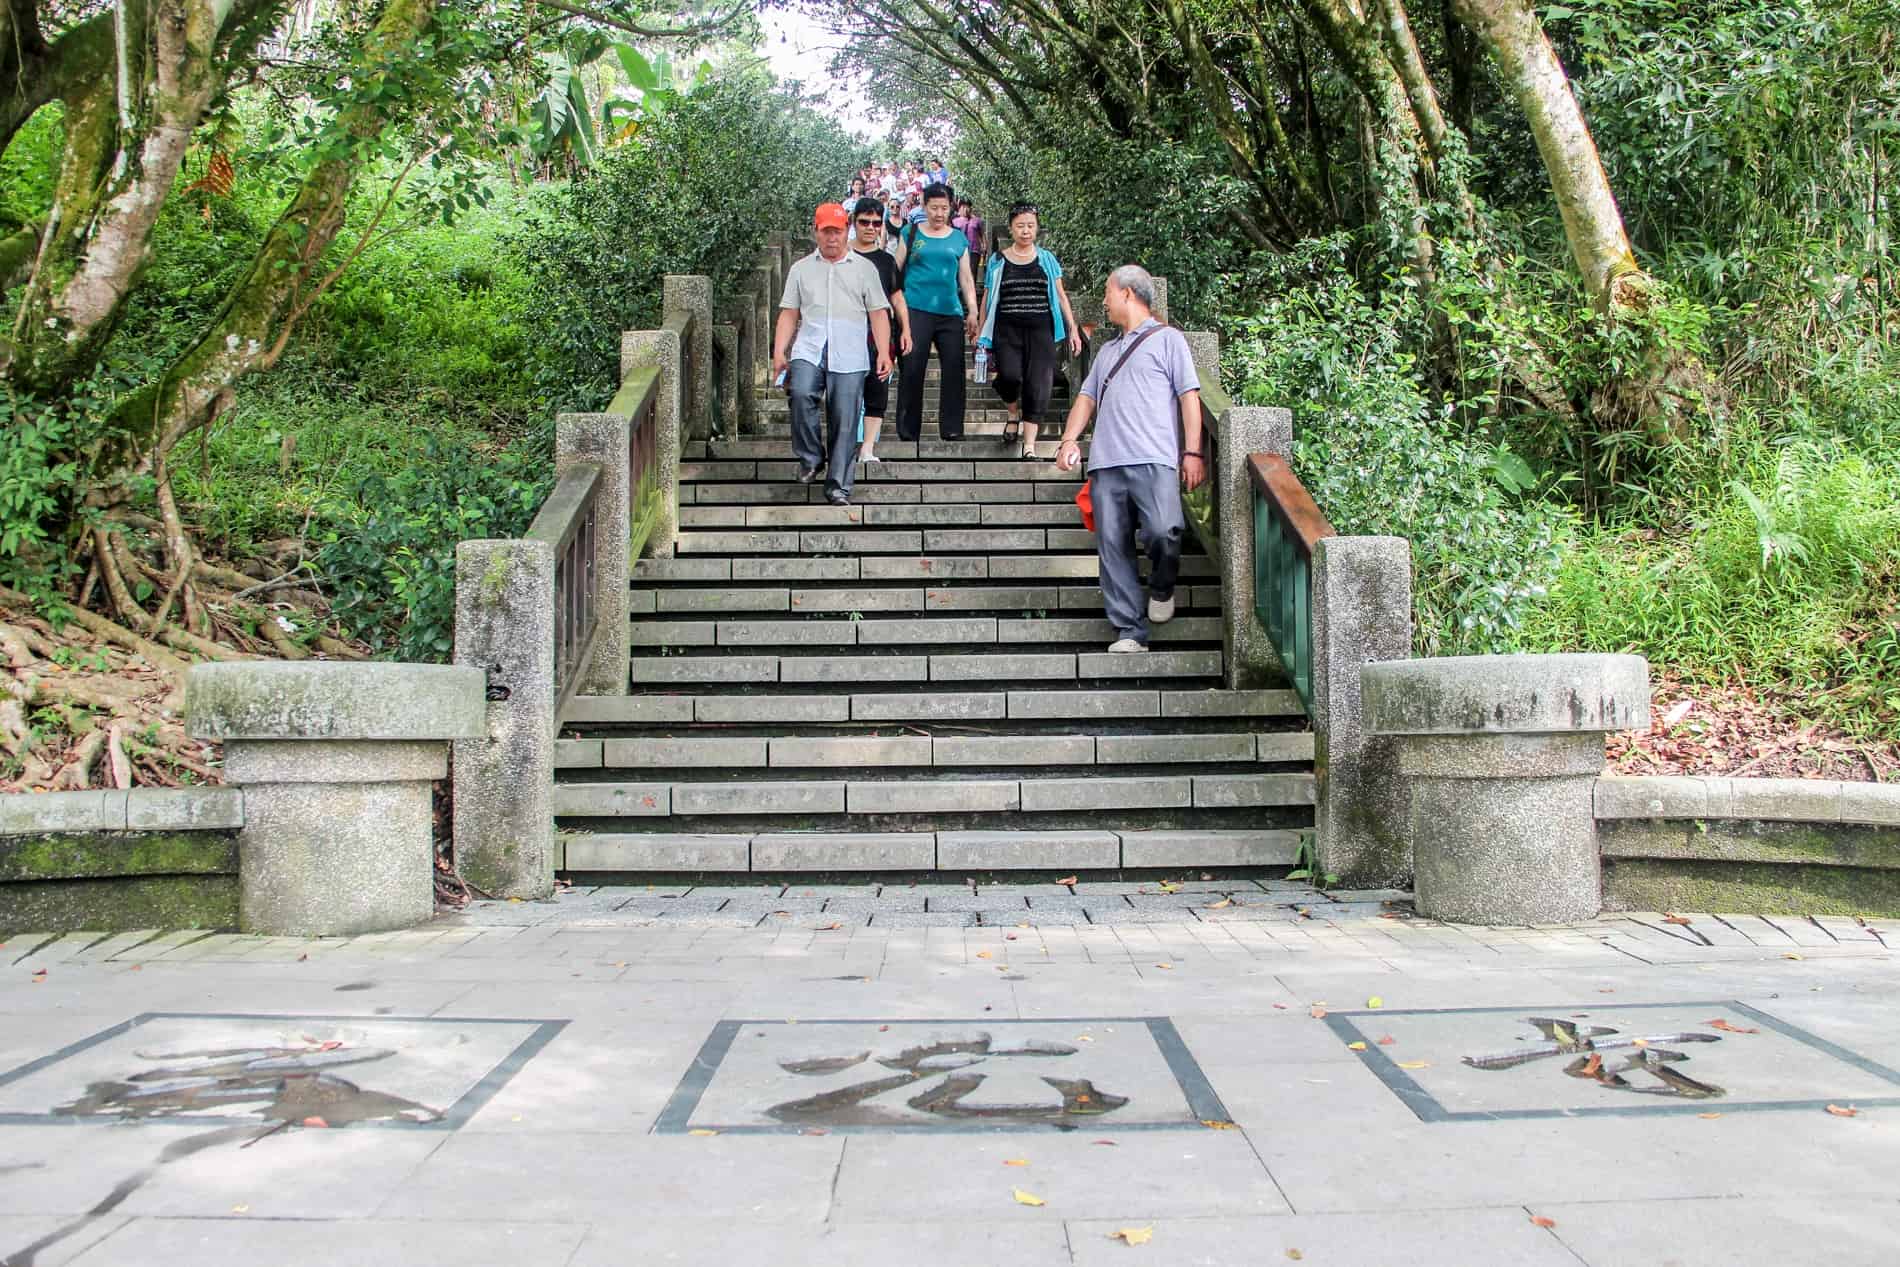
[
  {"xmin": 663, "ymin": 274, "xmax": 713, "ymax": 441},
  {"xmin": 186, "ymin": 662, "xmax": 483, "ymax": 935},
  {"xmin": 621, "ymin": 326, "xmax": 683, "ymax": 558},
  {"xmin": 1312, "ymin": 536, "xmax": 1414, "ymax": 887},
  {"xmin": 1363, "ymin": 654, "xmax": 1651, "ymax": 924},
  {"xmin": 453, "ymin": 539, "xmax": 557, "ymax": 899}
]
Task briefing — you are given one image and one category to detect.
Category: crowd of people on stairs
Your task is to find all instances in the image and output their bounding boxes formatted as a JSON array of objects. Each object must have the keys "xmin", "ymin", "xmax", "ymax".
[{"xmin": 767, "ymin": 167, "xmax": 1204, "ymax": 653}]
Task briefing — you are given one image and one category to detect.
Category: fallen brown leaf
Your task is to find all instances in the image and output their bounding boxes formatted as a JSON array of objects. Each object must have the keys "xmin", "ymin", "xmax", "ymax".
[
  {"xmin": 1012, "ymin": 1188, "xmax": 1045, "ymax": 1207},
  {"xmin": 1155, "ymin": 962, "xmax": 1173, "ymax": 970},
  {"xmin": 815, "ymin": 922, "xmax": 844, "ymax": 931},
  {"xmin": 1697, "ymin": 1112, "xmax": 1723, "ymax": 1119},
  {"xmin": 1826, "ymin": 1104, "xmax": 1860, "ymax": 1117},
  {"xmin": 1205, "ymin": 898, "xmax": 1233, "ymax": 909},
  {"xmin": 1347, "ymin": 1041, "xmax": 1367, "ymax": 1051},
  {"xmin": 1396, "ymin": 1061, "xmax": 1430, "ymax": 1070},
  {"xmin": 1530, "ymin": 1215, "xmax": 1556, "ymax": 1229},
  {"xmin": 1580, "ymin": 1053, "xmax": 1603, "ymax": 1077},
  {"xmin": 1109, "ymin": 1227, "xmax": 1153, "ymax": 1246},
  {"xmin": 976, "ymin": 951, "xmax": 992, "ymax": 959},
  {"xmin": 688, "ymin": 1128, "xmax": 720, "ymax": 1136},
  {"xmin": 301, "ymin": 1116, "xmax": 328, "ymax": 1128},
  {"xmin": 1093, "ymin": 1139, "xmax": 1118, "ymax": 1146},
  {"xmin": 1287, "ymin": 1251, "xmax": 1304, "ymax": 1262},
  {"xmin": 1378, "ymin": 1036, "xmax": 1397, "ymax": 1046},
  {"xmin": 1055, "ymin": 876, "xmax": 1077, "ymax": 886},
  {"xmin": 1782, "ymin": 952, "xmax": 1804, "ymax": 960},
  {"xmin": 1705, "ymin": 1019, "xmax": 1759, "ymax": 1033},
  {"xmin": 1662, "ymin": 913, "xmax": 1693, "ymax": 925},
  {"xmin": 1200, "ymin": 1119, "xmax": 1239, "ymax": 1130},
  {"xmin": 1003, "ymin": 1158, "xmax": 1029, "ymax": 1167},
  {"xmin": 1309, "ymin": 1005, "xmax": 1327, "ymax": 1019}
]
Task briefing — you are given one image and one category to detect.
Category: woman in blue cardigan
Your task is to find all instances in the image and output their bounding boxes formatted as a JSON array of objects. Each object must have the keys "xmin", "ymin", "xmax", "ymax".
[{"xmin": 976, "ymin": 204, "xmax": 1083, "ymax": 459}]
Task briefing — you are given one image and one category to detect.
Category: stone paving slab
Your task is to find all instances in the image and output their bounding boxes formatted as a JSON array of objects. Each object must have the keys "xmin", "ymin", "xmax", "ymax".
[{"xmin": 6, "ymin": 893, "xmax": 1900, "ymax": 1267}]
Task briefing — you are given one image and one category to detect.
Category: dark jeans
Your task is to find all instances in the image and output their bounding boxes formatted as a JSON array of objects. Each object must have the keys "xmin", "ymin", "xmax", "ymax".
[
  {"xmin": 898, "ymin": 308, "xmax": 966, "ymax": 440},
  {"xmin": 1090, "ymin": 462, "xmax": 1185, "ymax": 643},
  {"xmin": 992, "ymin": 316, "xmax": 1058, "ymax": 424},
  {"xmin": 787, "ymin": 356, "xmax": 868, "ymax": 497}
]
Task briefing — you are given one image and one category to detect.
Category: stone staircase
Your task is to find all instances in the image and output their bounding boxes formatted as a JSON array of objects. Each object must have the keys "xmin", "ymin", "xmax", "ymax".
[{"xmin": 551, "ymin": 368, "xmax": 1316, "ymax": 875}]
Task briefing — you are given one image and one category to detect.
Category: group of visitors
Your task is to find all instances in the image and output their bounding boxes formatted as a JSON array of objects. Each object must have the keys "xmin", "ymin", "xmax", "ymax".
[{"xmin": 772, "ymin": 184, "xmax": 1201, "ymax": 652}]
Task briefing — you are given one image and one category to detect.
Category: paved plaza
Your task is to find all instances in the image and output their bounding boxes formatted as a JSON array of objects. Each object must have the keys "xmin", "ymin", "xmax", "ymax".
[{"xmin": 3, "ymin": 881, "xmax": 1898, "ymax": 1265}]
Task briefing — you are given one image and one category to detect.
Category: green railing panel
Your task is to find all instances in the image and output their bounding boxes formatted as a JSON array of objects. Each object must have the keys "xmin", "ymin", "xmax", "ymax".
[{"xmin": 1253, "ymin": 474, "xmax": 1318, "ymax": 712}]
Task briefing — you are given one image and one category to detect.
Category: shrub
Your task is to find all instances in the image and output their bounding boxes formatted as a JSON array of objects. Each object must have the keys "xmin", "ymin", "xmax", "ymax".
[{"xmin": 1224, "ymin": 240, "xmax": 1568, "ymax": 657}]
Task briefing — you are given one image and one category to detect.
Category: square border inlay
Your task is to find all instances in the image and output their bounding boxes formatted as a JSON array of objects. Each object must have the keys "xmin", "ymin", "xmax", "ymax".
[
  {"xmin": 655, "ymin": 1016, "xmax": 1231, "ymax": 1134},
  {"xmin": 0, "ymin": 1012, "xmax": 568, "ymax": 1130},
  {"xmin": 1321, "ymin": 1000, "xmax": 1900, "ymax": 1122}
]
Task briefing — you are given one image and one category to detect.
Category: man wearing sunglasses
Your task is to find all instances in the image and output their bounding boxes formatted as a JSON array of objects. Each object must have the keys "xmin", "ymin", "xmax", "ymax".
[
  {"xmin": 850, "ymin": 198, "xmax": 911, "ymax": 465},
  {"xmin": 772, "ymin": 203, "xmax": 894, "ymax": 506}
]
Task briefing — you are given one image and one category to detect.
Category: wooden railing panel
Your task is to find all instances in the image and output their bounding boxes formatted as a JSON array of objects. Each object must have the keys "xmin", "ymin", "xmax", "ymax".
[{"xmin": 526, "ymin": 464, "xmax": 603, "ymax": 713}]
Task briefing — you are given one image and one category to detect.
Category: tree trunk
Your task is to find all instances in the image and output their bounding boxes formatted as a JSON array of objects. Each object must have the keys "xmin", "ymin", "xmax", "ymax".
[
  {"xmin": 105, "ymin": 0, "xmax": 441, "ymax": 467},
  {"xmin": 1447, "ymin": 0, "xmax": 1641, "ymax": 309},
  {"xmin": 3, "ymin": 0, "xmax": 284, "ymax": 397}
]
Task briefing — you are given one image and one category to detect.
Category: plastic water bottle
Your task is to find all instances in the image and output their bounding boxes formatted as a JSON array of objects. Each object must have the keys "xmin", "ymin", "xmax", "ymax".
[{"xmin": 973, "ymin": 347, "xmax": 988, "ymax": 381}]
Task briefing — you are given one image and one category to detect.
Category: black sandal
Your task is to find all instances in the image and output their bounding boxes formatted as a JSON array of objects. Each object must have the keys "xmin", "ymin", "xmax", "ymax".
[{"xmin": 1001, "ymin": 416, "xmax": 1021, "ymax": 443}]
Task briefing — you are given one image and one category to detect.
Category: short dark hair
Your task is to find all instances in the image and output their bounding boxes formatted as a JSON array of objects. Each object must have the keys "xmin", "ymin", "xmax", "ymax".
[
  {"xmin": 922, "ymin": 182, "xmax": 952, "ymax": 205},
  {"xmin": 853, "ymin": 196, "xmax": 885, "ymax": 222}
]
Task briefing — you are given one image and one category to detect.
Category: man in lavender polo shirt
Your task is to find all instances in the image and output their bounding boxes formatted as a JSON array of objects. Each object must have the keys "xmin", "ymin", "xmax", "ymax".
[{"xmin": 1053, "ymin": 264, "xmax": 1205, "ymax": 652}]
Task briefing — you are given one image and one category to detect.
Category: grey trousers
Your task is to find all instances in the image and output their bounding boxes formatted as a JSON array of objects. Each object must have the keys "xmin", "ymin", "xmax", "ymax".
[
  {"xmin": 1090, "ymin": 462, "xmax": 1185, "ymax": 643},
  {"xmin": 787, "ymin": 356, "xmax": 868, "ymax": 497}
]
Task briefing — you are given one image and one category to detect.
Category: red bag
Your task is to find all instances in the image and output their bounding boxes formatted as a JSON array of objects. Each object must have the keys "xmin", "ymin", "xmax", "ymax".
[{"xmin": 1075, "ymin": 478, "xmax": 1094, "ymax": 532}]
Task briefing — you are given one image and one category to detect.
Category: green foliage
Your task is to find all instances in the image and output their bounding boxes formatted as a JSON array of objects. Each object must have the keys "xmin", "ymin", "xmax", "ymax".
[
  {"xmin": 0, "ymin": 358, "xmax": 161, "ymax": 607},
  {"xmin": 0, "ymin": 107, "xmax": 63, "ymax": 226},
  {"xmin": 316, "ymin": 431, "xmax": 550, "ymax": 660},
  {"xmin": 512, "ymin": 77, "xmax": 869, "ymax": 409},
  {"xmin": 1225, "ymin": 240, "xmax": 1568, "ymax": 657},
  {"xmin": 951, "ymin": 128, "xmax": 1253, "ymax": 327},
  {"xmin": 1525, "ymin": 441, "xmax": 1900, "ymax": 732}
]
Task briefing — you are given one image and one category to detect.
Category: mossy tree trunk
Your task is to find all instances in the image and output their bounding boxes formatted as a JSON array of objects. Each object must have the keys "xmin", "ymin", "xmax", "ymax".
[
  {"xmin": 2, "ymin": 0, "xmax": 284, "ymax": 397},
  {"xmin": 1447, "ymin": 0, "xmax": 1643, "ymax": 310}
]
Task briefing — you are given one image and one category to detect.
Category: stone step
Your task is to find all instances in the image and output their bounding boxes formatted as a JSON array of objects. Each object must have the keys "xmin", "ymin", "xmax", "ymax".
[
  {"xmin": 625, "ymin": 615, "xmax": 1223, "ymax": 649},
  {"xmin": 690, "ymin": 440, "xmax": 1071, "ymax": 462},
  {"xmin": 643, "ymin": 555, "xmax": 1215, "ymax": 583},
  {"xmin": 557, "ymin": 731, "xmax": 1295, "ymax": 771},
  {"xmin": 687, "ymin": 480, "xmax": 1093, "ymax": 506},
  {"xmin": 680, "ymin": 460, "xmax": 1082, "ymax": 485},
  {"xmin": 562, "ymin": 688, "xmax": 1305, "ymax": 726},
  {"xmin": 552, "ymin": 772, "xmax": 1315, "ymax": 818},
  {"xmin": 624, "ymin": 648, "xmax": 1226, "ymax": 685},
  {"xmin": 558, "ymin": 828, "xmax": 1300, "ymax": 873},
  {"xmin": 629, "ymin": 564, "xmax": 1221, "ymax": 608}
]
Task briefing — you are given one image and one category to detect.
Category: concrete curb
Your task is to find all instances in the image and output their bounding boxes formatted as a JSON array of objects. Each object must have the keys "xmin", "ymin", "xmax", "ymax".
[
  {"xmin": 1595, "ymin": 775, "xmax": 1900, "ymax": 827},
  {"xmin": 0, "ymin": 787, "xmax": 243, "ymax": 835}
]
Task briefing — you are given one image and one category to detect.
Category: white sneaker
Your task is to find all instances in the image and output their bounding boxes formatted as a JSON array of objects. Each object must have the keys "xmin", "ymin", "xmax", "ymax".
[
  {"xmin": 1107, "ymin": 638, "xmax": 1148, "ymax": 654},
  {"xmin": 1147, "ymin": 593, "xmax": 1176, "ymax": 625}
]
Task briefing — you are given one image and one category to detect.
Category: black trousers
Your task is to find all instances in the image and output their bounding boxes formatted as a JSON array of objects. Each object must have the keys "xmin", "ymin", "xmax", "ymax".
[
  {"xmin": 992, "ymin": 316, "xmax": 1058, "ymax": 424},
  {"xmin": 898, "ymin": 308, "xmax": 967, "ymax": 440}
]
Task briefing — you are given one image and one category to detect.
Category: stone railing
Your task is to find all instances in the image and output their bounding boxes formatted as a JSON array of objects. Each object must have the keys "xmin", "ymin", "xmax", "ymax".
[{"xmin": 452, "ymin": 255, "xmax": 777, "ymax": 898}]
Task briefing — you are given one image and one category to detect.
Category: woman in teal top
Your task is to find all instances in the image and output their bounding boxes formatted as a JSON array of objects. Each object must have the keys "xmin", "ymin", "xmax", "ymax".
[{"xmin": 892, "ymin": 183, "xmax": 978, "ymax": 441}]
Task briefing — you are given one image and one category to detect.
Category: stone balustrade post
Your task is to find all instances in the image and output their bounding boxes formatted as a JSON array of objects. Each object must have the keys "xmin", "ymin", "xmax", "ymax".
[
  {"xmin": 742, "ymin": 268, "xmax": 773, "ymax": 393},
  {"xmin": 1215, "ymin": 406, "xmax": 1292, "ymax": 690},
  {"xmin": 1363, "ymin": 654, "xmax": 1651, "ymax": 924},
  {"xmin": 186, "ymin": 662, "xmax": 483, "ymax": 934},
  {"xmin": 453, "ymin": 539, "xmax": 557, "ymax": 900},
  {"xmin": 1151, "ymin": 276, "xmax": 1169, "ymax": 324},
  {"xmin": 621, "ymin": 326, "xmax": 684, "ymax": 557},
  {"xmin": 662, "ymin": 274, "xmax": 713, "ymax": 441},
  {"xmin": 712, "ymin": 322, "xmax": 738, "ymax": 437},
  {"xmin": 1312, "ymin": 536, "xmax": 1414, "ymax": 887}
]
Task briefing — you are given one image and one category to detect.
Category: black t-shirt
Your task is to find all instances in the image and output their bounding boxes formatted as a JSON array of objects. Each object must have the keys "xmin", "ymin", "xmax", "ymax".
[
  {"xmin": 855, "ymin": 246, "xmax": 899, "ymax": 301},
  {"xmin": 855, "ymin": 247, "xmax": 898, "ymax": 345},
  {"xmin": 997, "ymin": 255, "xmax": 1051, "ymax": 323}
]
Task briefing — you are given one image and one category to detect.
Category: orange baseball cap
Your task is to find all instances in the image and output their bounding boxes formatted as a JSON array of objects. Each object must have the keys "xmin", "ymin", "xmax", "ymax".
[{"xmin": 814, "ymin": 203, "xmax": 849, "ymax": 230}]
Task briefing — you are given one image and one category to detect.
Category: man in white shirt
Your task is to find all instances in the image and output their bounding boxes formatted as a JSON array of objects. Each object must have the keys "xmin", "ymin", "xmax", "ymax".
[{"xmin": 773, "ymin": 204, "xmax": 894, "ymax": 505}]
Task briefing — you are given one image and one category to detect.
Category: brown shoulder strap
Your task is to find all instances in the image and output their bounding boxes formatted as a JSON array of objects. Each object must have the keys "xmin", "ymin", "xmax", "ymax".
[{"xmin": 1096, "ymin": 324, "xmax": 1164, "ymax": 401}]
